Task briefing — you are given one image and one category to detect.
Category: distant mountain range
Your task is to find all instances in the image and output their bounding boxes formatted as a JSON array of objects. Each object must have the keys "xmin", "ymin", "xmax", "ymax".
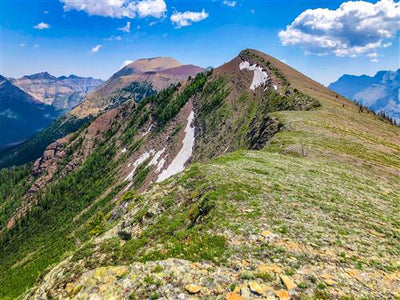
[
  {"xmin": 10, "ymin": 72, "xmax": 103, "ymax": 111},
  {"xmin": 329, "ymin": 69, "xmax": 400, "ymax": 123},
  {"xmin": 0, "ymin": 73, "xmax": 103, "ymax": 149}
]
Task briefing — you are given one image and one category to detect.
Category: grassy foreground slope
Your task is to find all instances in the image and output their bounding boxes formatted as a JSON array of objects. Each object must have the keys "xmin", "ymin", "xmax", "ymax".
[{"xmin": 25, "ymin": 50, "xmax": 400, "ymax": 299}]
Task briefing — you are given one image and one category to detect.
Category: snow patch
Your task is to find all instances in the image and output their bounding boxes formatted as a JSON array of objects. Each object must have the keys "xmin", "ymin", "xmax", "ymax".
[
  {"xmin": 156, "ymin": 158, "xmax": 166, "ymax": 173},
  {"xmin": 239, "ymin": 61, "xmax": 269, "ymax": 91},
  {"xmin": 122, "ymin": 182, "xmax": 133, "ymax": 192},
  {"xmin": 141, "ymin": 124, "xmax": 154, "ymax": 138},
  {"xmin": 125, "ymin": 150, "xmax": 155, "ymax": 181},
  {"xmin": 157, "ymin": 111, "xmax": 195, "ymax": 182},
  {"xmin": 148, "ymin": 148, "xmax": 166, "ymax": 174}
]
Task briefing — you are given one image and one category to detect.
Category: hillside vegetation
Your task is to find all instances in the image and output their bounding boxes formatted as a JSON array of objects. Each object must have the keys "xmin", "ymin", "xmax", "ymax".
[{"xmin": 0, "ymin": 49, "xmax": 399, "ymax": 299}]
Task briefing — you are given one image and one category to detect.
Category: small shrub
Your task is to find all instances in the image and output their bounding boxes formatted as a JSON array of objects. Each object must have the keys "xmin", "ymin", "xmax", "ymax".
[
  {"xmin": 255, "ymin": 272, "xmax": 274, "ymax": 282},
  {"xmin": 152, "ymin": 265, "xmax": 164, "ymax": 273}
]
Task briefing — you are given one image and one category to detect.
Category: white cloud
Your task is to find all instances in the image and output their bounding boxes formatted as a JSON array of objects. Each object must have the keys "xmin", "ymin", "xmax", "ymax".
[
  {"xmin": 33, "ymin": 44, "xmax": 40, "ymax": 49},
  {"xmin": 250, "ymin": 9, "xmax": 255, "ymax": 14},
  {"xmin": 367, "ymin": 52, "xmax": 380, "ymax": 62},
  {"xmin": 279, "ymin": 0, "xmax": 400, "ymax": 58},
  {"xmin": 222, "ymin": 0, "xmax": 236, "ymax": 7},
  {"xmin": 104, "ymin": 35, "xmax": 122, "ymax": 41},
  {"xmin": 118, "ymin": 21, "xmax": 131, "ymax": 32},
  {"xmin": 60, "ymin": 0, "xmax": 166, "ymax": 19},
  {"xmin": 33, "ymin": 22, "xmax": 50, "ymax": 30},
  {"xmin": 367, "ymin": 52, "xmax": 378, "ymax": 58},
  {"xmin": 91, "ymin": 44, "xmax": 102, "ymax": 54},
  {"xmin": 43, "ymin": 10, "xmax": 49, "ymax": 14},
  {"xmin": 20, "ymin": 43, "xmax": 26, "ymax": 48},
  {"xmin": 170, "ymin": 9, "xmax": 209, "ymax": 28}
]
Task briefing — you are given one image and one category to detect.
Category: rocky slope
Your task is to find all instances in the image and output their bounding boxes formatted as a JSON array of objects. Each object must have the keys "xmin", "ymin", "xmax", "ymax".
[
  {"xmin": 329, "ymin": 69, "xmax": 400, "ymax": 123},
  {"xmin": 0, "ymin": 49, "xmax": 399, "ymax": 300},
  {"xmin": 0, "ymin": 75, "xmax": 59, "ymax": 149},
  {"xmin": 11, "ymin": 72, "xmax": 103, "ymax": 110}
]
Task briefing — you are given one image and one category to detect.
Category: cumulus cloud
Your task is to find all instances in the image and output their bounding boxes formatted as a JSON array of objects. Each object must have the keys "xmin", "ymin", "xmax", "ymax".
[
  {"xmin": 279, "ymin": 0, "xmax": 400, "ymax": 59},
  {"xmin": 33, "ymin": 22, "xmax": 50, "ymax": 29},
  {"xmin": 118, "ymin": 21, "xmax": 131, "ymax": 33},
  {"xmin": 223, "ymin": 1, "xmax": 237, "ymax": 7},
  {"xmin": 91, "ymin": 44, "xmax": 102, "ymax": 54},
  {"xmin": 60, "ymin": 0, "xmax": 166, "ymax": 19},
  {"xmin": 33, "ymin": 44, "xmax": 40, "ymax": 49},
  {"xmin": 170, "ymin": 9, "xmax": 209, "ymax": 28}
]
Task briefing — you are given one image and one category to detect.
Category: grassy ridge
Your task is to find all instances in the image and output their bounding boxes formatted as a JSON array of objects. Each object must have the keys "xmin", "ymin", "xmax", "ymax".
[{"xmin": 31, "ymin": 149, "xmax": 399, "ymax": 298}]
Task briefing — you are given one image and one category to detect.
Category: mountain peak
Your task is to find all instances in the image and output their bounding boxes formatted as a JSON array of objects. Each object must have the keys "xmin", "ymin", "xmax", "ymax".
[
  {"xmin": 111, "ymin": 57, "xmax": 183, "ymax": 80},
  {"xmin": 22, "ymin": 72, "xmax": 56, "ymax": 80},
  {"xmin": 130, "ymin": 56, "xmax": 182, "ymax": 70}
]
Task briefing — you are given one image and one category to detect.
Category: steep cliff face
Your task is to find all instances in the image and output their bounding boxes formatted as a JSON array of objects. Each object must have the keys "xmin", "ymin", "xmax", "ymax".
[
  {"xmin": 1, "ymin": 50, "xmax": 399, "ymax": 300},
  {"xmin": 11, "ymin": 73, "xmax": 103, "ymax": 110}
]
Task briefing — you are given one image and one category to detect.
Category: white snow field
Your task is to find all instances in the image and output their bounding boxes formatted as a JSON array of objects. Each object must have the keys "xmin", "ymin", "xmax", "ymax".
[
  {"xmin": 141, "ymin": 124, "xmax": 154, "ymax": 138},
  {"xmin": 239, "ymin": 61, "xmax": 269, "ymax": 90},
  {"xmin": 125, "ymin": 150, "xmax": 155, "ymax": 181},
  {"xmin": 157, "ymin": 111, "xmax": 195, "ymax": 182},
  {"xmin": 148, "ymin": 148, "xmax": 166, "ymax": 173}
]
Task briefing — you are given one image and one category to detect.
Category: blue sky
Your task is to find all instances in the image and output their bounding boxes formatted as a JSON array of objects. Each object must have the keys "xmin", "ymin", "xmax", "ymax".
[{"xmin": 1, "ymin": 0, "xmax": 399, "ymax": 85}]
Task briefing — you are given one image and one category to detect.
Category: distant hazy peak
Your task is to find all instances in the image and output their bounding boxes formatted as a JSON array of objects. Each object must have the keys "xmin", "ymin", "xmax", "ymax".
[
  {"xmin": 111, "ymin": 57, "xmax": 183, "ymax": 80},
  {"xmin": 21, "ymin": 72, "xmax": 57, "ymax": 81},
  {"xmin": 329, "ymin": 69, "xmax": 400, "ymax": 123}
]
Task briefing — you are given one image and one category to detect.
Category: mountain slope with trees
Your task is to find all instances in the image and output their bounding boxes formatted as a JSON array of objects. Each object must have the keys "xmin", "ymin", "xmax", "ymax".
[{"xmin": 0, "ymin": 50, "xmax": 399, "ymax": 299}]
